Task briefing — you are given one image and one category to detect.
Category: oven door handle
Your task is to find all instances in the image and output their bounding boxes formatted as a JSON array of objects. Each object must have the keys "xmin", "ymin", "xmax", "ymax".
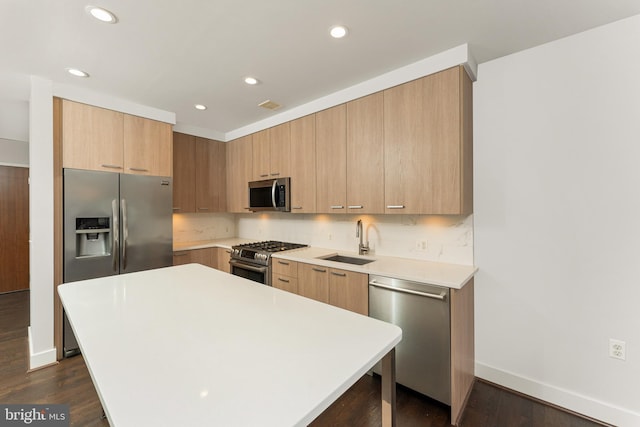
[{"xmin": 229, "ymin": 259, "xmax": 268, "ymax": 273}]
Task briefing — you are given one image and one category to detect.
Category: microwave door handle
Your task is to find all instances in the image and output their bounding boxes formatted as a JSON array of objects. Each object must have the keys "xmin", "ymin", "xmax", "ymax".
[{"xmin": 271, "ymin": 179, "xmax": 278, "ymax": 209}]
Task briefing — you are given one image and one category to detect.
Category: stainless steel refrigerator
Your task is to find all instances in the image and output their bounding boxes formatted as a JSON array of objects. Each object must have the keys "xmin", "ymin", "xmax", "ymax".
[{"xmin": 63, "ymin": 168, "xmax": 173, "ymax": 356}]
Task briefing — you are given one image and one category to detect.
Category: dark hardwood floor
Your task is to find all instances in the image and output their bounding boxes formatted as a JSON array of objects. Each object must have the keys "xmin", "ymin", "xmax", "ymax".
[{"xmin": 1, "ymin": 290, "xmax": 608, "ymax": 427}]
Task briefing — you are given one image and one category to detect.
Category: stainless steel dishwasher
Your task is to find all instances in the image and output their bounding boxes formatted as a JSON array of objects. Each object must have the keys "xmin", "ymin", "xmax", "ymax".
[{"xmin": 369, "ymin": 275, "xmax": 451, "ymax": 405}]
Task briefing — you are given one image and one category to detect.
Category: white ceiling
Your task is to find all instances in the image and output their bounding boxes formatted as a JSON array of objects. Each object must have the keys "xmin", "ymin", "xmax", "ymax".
[{"xmin": 2, "ymin": 0, "xmax": 640, "ymax": 137}]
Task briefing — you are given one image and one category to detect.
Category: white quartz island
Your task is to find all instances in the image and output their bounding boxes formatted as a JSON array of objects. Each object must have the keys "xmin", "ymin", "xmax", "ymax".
[{"xmin": 58, "ymin": 264, "xmax": 402, "ymax": 427}]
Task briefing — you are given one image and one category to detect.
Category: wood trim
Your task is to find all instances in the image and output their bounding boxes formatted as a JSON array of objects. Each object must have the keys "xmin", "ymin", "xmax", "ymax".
[
  {"xmin": 53, "ymin": 97, "xmax": 64, "ymax": 360},
  {"xmin": 450, "ymin": 278, "xmax": 474, "ymax": 425}
]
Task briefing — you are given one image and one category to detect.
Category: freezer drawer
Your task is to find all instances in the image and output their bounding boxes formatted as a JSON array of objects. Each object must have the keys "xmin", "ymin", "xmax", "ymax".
[{"xmin": 369, "ymin": 275, "xmax": 451, "ymax": 405}]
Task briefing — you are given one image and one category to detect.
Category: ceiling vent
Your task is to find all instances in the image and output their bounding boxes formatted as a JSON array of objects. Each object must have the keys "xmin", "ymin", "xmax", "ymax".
[{"xmin": 258, "ymin": 100, "xmax": 281, "ymax": 110}]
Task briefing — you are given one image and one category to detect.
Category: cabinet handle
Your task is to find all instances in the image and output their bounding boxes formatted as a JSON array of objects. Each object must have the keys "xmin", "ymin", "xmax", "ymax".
[
  {"xmin": 225, "ymin": 250, "xmax": 231, "ymax": 254},
  {"xmin": 172, "ymin": 207, "xmax": 181, "ymax": 211},
  {"xmin": 129, "ymin": 167, "xmax": 149, "ymax": 172},
  {"xmin": 259, "ymin": 174, "xmax": 269, "ymax": 178},
  {"xmin": 277, "ymin": 277, "xmax": 290, "ymax": 283},
  {"xmin": 174, "ymin": 253, "xmax": 188, "ymax": 257},
  {"xmin": 330, "ymin": 205, "xmax": 344, "ymax": 209},
  {"xmin": 101, "ymin": 164, "xmax": 122, "ymax": 169},
  {"xmin": 312, "ymin": 267, "xmax": 327, "ymax": 273},
  {"xmin": 278, "ymin": 261, "xmax": 290, "ymax": 265},
  {"xmin": 386, "ymin": 205, "xmax": 405, "ymax": 209},
  {"xmin": 197, "ymin": 207, "xmax": 209, "ymax": 211},
  {"xmin": 348, "ymin": 205, "xmax": 363, "ymax": 209},
  {"xmin": 270, "ymin": 173, "xmax": 280, "ymax": 176},
  {"xmin": 369, "ymin": 280, "xmax": 447, "ymax": 301},
  {"xmin": 292, "ymin": 206, "xmax": 303, "ymax": 210},
  {"xmin": 330, "ymin": 271, "xmax": 347, "ymax": 277}
]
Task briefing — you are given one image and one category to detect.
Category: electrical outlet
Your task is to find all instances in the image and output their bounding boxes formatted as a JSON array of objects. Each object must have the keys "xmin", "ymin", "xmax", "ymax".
[
  {"xmin": 609, "ymin": 339, "xmax": 626, "ymax": 360},
  {"xmin": 415, "ymin": 240, "xmax": 428, "ymax": 251}
]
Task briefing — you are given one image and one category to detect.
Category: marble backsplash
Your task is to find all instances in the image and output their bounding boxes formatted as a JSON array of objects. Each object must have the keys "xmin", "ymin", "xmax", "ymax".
[{"xmin": 172, "ymin": 213, "xmax": 236, "ymax": 242}]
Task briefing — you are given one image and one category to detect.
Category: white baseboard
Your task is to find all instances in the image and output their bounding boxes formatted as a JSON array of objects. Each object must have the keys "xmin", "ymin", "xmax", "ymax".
[
  {"xmin": 476, "ymin": 362, "xmax": 640, "ymax": 427},
  {"xmin": 27, "ymin": 326, "xmax": 57, "ymax": 370}
]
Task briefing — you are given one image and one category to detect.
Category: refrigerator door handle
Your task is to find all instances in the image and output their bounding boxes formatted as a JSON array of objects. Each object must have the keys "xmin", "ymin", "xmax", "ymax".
[
  {"xmin": 122, "ymin": 198, "xmax": 128, "ymax": 271},
  {"xmin": 112, "ymin": 199, "xmax": 119, "ymax": 272}
]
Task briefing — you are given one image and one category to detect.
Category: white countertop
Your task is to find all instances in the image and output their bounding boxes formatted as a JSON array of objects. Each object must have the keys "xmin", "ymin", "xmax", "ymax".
[
  {"xmin": 174, "ymin": 239, "xmax": 476, "ymax": 289},
  {"xmin": 58, "ymin": 264, "xmax": 401, "ymax": 427}
]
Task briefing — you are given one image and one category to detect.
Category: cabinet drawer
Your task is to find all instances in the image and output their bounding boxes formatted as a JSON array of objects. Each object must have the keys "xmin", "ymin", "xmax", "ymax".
[
  {"xmin": 272, "ymin": 259, "xmax": 298, "ymax": 277},
  {"xmin": 273, "ymin": 274, "xmax": 298, "ymax": 294}
]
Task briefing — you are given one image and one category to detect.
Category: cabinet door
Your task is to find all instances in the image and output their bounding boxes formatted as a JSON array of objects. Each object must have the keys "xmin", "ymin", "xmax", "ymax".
[
  {"xmin": 172, "ymin": 132, "xmax": 196, "ymax": 213},
  {"xmin": 62, "ymin": 100, "xmax": 124, "ymax": 172},
  {"xmin": 290, "ymin": 115, "xmax": 316, "ymax": 213},
  {"xmin": 298, "ymin": 263, "xmax": 329, "ymax": 304},
  {"xmin": 346, "ymin": 93, "xmax": 384, "ymax": 214},
  {"xmin": 215, "ymin": 247, "xmax": 231, "ymax": 273},
  {"xmin": 195, "ymin": 137, "xmax": 226, "ymax": 212},
  {"xmin": 173, "ymin": 248, "xmax": 215, "ymax": 267},
  {"xmin": 273, "ymin": 274, "xmax": 298, "ymax": 294},
  {"xmin": 269, "ymin": 122, "xmax": 290, "ymax": 178},
  {"xmin": 383, "ymin": 78, "xmax": 426, "ymax": 214},
  {"xmin": 173, "ymin": 251, "xmax": 191, "ymax": 266},
  {"xmin": 124, "ymin": 115, "xmax": 172, "ymax": 176},
  {"xmin": 252, "ymin": 129, "xmax": 270, "ymax": 180},
  {"xmin": 316, "ymin": 105, "xmax": 347, "ymax": 213},
  {"xmin": 226, "ymin": 135, "xmax": 253, "ymax": 212},
  {"xmin": 328, "ymin": 268, "xmax": 368, "ymax": 315}
]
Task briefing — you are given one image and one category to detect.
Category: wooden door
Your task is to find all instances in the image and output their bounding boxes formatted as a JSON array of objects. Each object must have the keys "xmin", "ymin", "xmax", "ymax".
[
  {"xmin": 346, "ymin": 93, "xmax": 384, "ymax": 214},
  {"xmin": 252, "ymin": 129, "xmax": 270, "ymax": 180},
  {"xmin": 62, "ymin": 99, "xmax": 124, "ymax": 172},
  {"xmin": 290, "ymin": 115, "xmax": 316, "ymax": 213},
  {"xmin": 328, "ymin": 268, "xmax": 368, "ymax": 315},
  {"xmin": 0, "ymin": 166, "xmax": 29, "ymax": 292},
  {"xmin": 297, "ymin": 263, "xmax": 329, "ymax": 304},
  {"xmin": 124, "ymin": 115, "xmax": 172, "ymax": 177},
  {"xmin": 269, "ymin": 122, "xmax": 290, "ymax": 178},
  {"xmin": 315, "ymin": 105, "xmax": 347, "ymax": 213},
  {"xmin": 172, "ymin": 132, "xmax": 196, "ymax": 213},
  {"xmin": 226, "ymin": 135, "xmax": 253, "ymax": 212}
]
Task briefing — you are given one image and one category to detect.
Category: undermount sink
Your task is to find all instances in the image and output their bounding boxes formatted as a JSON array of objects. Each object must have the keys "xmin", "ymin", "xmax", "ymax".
[{"xmin": 319, "ymin": 254, "xmax": 375, "ymax": 266}]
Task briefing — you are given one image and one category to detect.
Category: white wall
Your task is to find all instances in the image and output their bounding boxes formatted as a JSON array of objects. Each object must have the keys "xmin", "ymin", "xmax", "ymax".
[
  {"xmin": 28, "ymin": 76, "xmax": 56, "ymax": 369},
  {"xmin": 0, "ymin": 138, "xmax": 29, "ymax": 167},
  {"xmin": 474, "ymin": 15, "xmax": 640, "ymax": 426},
  {"xmin": 235, "ymin": 213, "xmax": 474, "ymax": 265}
]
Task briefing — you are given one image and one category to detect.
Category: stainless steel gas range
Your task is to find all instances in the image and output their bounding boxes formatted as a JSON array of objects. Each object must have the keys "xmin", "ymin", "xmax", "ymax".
[{"xmin": 229, "ymin": 240, "xmax": 307, "ymax": 286}]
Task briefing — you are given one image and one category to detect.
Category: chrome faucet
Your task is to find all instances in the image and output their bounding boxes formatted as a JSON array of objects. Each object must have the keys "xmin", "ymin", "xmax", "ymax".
[{"xmin": 356, "ymin": 220, "xmax": 370, "ymax": 255}]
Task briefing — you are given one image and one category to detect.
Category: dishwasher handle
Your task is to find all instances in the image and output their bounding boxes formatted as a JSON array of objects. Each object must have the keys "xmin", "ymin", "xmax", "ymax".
[{"xmin": 369, "ymin": 280, "xmax": 447, "ymax": 301}]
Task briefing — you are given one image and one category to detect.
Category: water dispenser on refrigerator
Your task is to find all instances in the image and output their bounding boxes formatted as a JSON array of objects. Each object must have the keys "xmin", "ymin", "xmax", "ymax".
[{"xmin": 75, "ymin": 217, "xmax": 111, "ymax": 257}]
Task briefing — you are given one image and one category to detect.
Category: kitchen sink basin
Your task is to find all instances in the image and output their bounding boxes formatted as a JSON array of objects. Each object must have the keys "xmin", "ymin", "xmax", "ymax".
[{"xmin": 319, "ymin": 254, "xmax": 375, "ymax": 265}]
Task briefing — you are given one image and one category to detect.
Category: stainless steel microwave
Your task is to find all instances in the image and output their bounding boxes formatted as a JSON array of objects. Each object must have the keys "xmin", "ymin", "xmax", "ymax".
[{"xmin": 248, "ymin": 177, "xmax": 291, "ymax": 212}]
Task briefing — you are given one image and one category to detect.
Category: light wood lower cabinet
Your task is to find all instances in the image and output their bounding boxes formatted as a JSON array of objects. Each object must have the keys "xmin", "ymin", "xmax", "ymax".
[
  {"xmin": 215, "ymin": 247, "xmax": 232, "ymax": 273},
  {"xmin": 328, "ymin": 268, "xmax": 368, "ymax": 315},
  {"xmin": 272, "ymin": 259, "xmax": 299, "ymax": 293},
  {"xmin": 290, "ymin": 262, "xmax": 367, "ymax": 315}
]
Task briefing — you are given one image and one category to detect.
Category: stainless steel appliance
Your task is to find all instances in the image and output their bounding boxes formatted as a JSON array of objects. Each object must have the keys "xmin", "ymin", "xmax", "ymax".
[
  {"xmin": 230, "ymin": 240, "xmax": 307, "ymax": 285},
  {"xmin": 248, "ymin": 177, "xmax": 291, "ymax": 212},
  {"xmin": 369, "ymin": 275, "xmax": 451, "ymax": 405},
  {"xmin": 63, "ymin": 168, "xmax": 173, "ymax": 356}
]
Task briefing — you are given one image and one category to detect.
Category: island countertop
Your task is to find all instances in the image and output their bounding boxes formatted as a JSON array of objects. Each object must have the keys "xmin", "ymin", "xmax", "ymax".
[{"xmin": 58, "ymin": 264, "xmax": 401, "ymax": 427}]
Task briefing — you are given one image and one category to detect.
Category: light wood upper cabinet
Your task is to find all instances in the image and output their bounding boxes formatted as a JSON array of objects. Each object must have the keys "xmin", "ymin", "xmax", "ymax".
[
  {"xmin": 328, "ymin": 268, "xmax": 368, "ymax": 316},
  {"xmin": 226, "ymin": 135, "xmax": 253, "ymax": 213},
  {"xmin": 62, "ymin": 100, "xmax": 124, "ymax": 172},
  {"xmin": 315, "ymin": 105, "xmax": 347, "ymax": 213},
  {"xmin": 124, "ymin": 114, "xmax": 172, "ymax": 176},
  {"xmin": 346, "ymin": 93, "xmax": 385, "ymax": 214},
  {"xmin": 172, "ymin": 132, "xmax": 196, "ymax": 213},
  {"xmin": 173, "ymin": 133, "xmax": 226, "ymax": 213},
  {"xmin": 195, "ymin": 137, "xmax": 226, "ymax": 212},
  {"xmin": 252, "ymin": 123, "xmax": 290, "ymax": 180},
  {"xmin": 297, "ymin": 263, "xmax": 329, "ymax": 304},
  {"xmin": 384, "ymin": 66, "xmax": 472, "ymax": 214},
  {"xmin": 61, "ymin": 99, "xmax": 172, "ymax": 177},
  {"xmin": 290, "ymin": 115, "xmax": 316, "ymax": 213}
]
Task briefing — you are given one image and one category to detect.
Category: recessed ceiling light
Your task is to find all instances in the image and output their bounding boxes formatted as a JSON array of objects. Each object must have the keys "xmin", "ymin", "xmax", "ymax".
[
  {"xmin": 194, "ymin": 104, "xmax": 207, "ymax": 111},
  {"xmin": 329, "ymin": 25, "xmax": 348, "ymax": 39},
  {"xmin": 86, "ymin": 6, "xmax": 118, "ymax": 23},
  {"xmin": 244, "ymin": 77, "xmax": 259, "ymax": 85},
  {"xmin": 66, "ymin": 68, "xmax": 90, "ymax": 78}
]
